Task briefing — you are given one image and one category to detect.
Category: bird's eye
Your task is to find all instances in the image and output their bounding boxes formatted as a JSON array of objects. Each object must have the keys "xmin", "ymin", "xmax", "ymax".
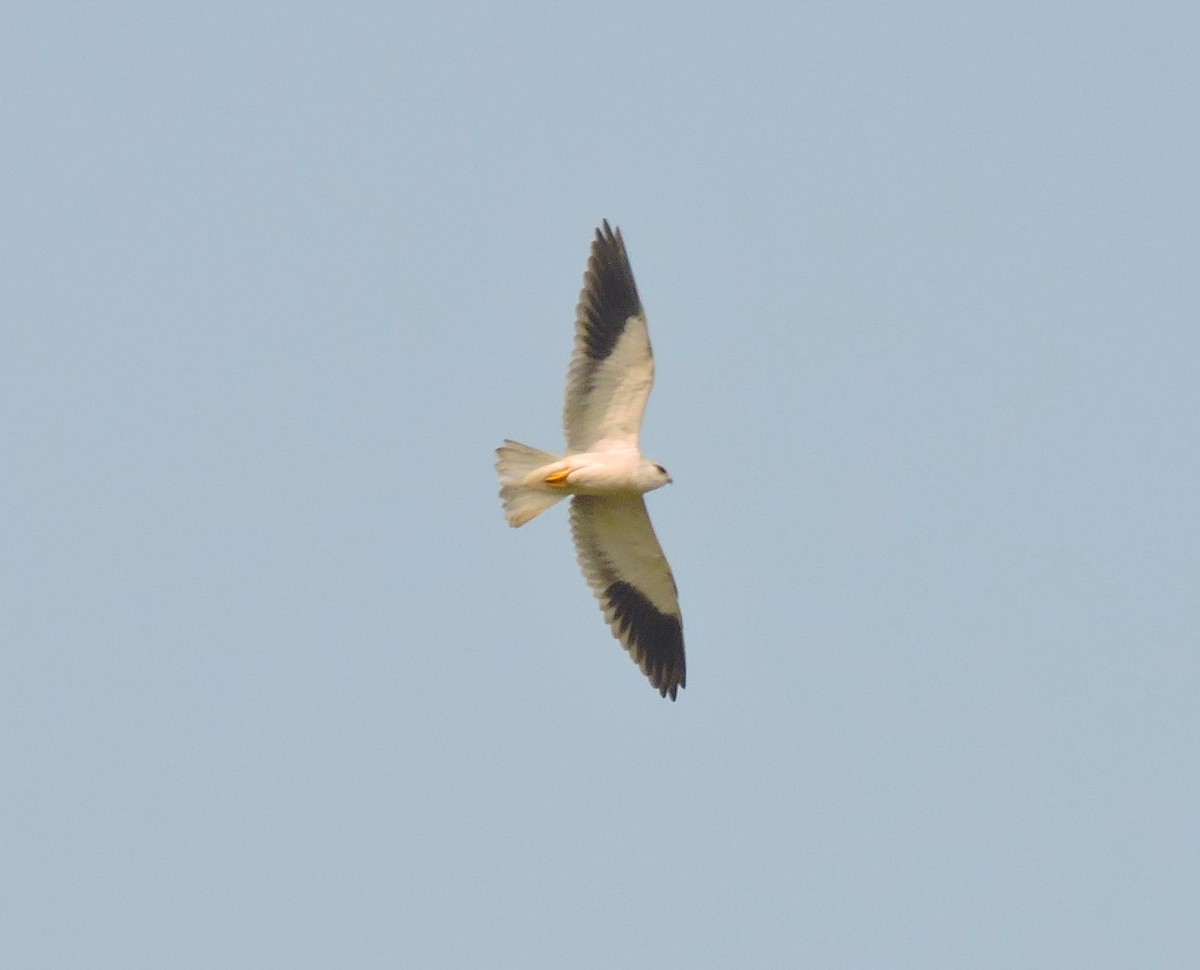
[{"xmin": 655, "ymin": 464, "xmax": 668, "ymax": 475}]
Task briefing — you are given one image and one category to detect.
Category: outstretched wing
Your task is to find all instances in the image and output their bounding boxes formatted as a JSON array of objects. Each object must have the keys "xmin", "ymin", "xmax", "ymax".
[
  {"xmin": 570, "ymin": 494, "xmax": 685, "ymax": 700},
  {"xmin": 563, "ymin": 221, "xmax": 655, "ymax": 453}
]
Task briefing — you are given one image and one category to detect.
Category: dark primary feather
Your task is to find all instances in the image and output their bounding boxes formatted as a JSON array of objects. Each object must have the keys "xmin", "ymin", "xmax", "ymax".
[
  {"xmin": 575, "ymin": 220, "xmax": 643, "ymax": 370},
  {"xmin": 604, "ymin": 580, "xmax": 686, "ymax": 700}
]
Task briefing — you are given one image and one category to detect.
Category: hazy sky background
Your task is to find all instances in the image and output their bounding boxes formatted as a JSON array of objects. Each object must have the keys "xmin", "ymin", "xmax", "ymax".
[{"xmin": 3, "ymin": 2, "xmax": 1198, "ymax": 966}]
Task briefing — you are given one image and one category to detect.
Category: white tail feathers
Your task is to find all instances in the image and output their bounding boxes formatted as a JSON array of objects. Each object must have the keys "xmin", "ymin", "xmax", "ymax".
[{"xmin": 495, "ymin": 439, "xmax": 567, "ymax": 527}]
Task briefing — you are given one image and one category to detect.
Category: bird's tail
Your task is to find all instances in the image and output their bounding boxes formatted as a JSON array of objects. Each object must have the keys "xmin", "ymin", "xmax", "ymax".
[{"xmin": 495, "ymin": 439, "xmax": 567, "ymax": 527}]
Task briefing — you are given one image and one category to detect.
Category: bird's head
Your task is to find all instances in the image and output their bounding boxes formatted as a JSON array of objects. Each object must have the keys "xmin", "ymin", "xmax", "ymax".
[{"xmin": 641, "ymin": 460, "xmax": 673, "ymax": 491}]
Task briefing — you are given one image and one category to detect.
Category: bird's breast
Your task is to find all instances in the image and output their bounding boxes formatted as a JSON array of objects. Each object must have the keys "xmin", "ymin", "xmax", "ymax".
[{"xmin": 562, "ymin": 451, "xmax": 647, "ymax": 495}]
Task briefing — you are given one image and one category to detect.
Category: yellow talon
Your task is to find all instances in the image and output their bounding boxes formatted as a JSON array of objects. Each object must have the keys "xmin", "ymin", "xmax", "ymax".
[{"xmin": 544, "ymin": 468, "xmax": 570, "ymax": 488}]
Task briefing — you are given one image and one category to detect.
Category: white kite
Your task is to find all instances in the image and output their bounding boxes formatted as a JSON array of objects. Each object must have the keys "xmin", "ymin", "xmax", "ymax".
[{"xmin": 495, "ymin": 221, "xmax": 685, "ymax": 700}]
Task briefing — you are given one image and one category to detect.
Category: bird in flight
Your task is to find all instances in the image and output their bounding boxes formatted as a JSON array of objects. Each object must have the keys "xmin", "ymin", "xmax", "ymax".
[{"xmin": 495, "ymin": 221, "xmax": 685, "ymax": 700}]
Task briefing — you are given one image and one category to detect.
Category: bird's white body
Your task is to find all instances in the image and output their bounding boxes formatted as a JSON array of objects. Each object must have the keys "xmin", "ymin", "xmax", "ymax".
[{"xmin": 528, "ymin": 449, "xmax": 671, "ymax": 496}]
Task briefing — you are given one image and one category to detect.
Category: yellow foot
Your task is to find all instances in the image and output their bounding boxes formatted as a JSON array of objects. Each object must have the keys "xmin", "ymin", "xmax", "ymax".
[{"xmin": 544, "ymin": 468, "xmax": 571, "ymax": 488}]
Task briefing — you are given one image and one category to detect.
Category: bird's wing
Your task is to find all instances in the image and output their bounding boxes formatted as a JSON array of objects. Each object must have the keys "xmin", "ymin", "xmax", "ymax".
[
  {"xmin": 563, "ymin": 221, "xmax": 655, "ymax": 453},
  {"xmin": 570, "ymin": 494, "xmax": 685, "ymax": 699}
]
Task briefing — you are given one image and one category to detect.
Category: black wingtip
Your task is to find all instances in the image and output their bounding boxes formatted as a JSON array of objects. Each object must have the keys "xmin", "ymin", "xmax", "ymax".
[
  {"xmin": 605, "ymin": 580, "xmax": 686, "ymax": 702},
  {"xmin": 578, "ymin": 221, "xmax": 643, "ymax": 366}
]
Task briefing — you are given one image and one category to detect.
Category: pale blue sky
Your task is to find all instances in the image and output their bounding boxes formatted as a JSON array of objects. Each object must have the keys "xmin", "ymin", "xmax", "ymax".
[{"xmin": 3, "ymin": 2, "xmax": 1198, "ymax": 967}]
